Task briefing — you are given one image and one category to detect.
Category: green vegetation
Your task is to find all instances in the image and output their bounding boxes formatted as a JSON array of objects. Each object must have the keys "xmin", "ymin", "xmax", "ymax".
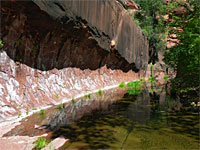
[
  {"xmin": 72, "ymin": 97, "xmax": 75, "ymax": 105},
  {"xmin": 57, "ymin": 104, "xmax": 65, "ymax": 111},
  {"xmin": 87, "ymin": 94, "xmax": 91, "ymax": 99},
  {"xmin": 39, "ymin": 109, "xmax": 45, "ymax": 115},
  {"xmin": 127, "ymin": 81, "xmax": 141, "ymax": 95},
  {"xmin": 98, "ymin": 89, "xmax": 102, "ymax": 96},
  {"xmin": 26, "ymin": 108, "xmax": 29, "ymax": 115},
  {"xmin": 164, "ymin": 75, "xmax": 168, "ymax": 81},
  {"xmin": 55, "ymin": 93, "xmax": 59, "ymax": 99},
  {"xmin": 119, "ymin": 82, "xmax": 125, "ymax": 89},
  {"xmin": 164, "ymin": 0, "xmax": 200, "ymax": 92},
  {"xmin": 148, "ymin": 76, "xmax": 155, "ymax": 82},
  {"xmin": 132, "ymin": 0, "xmax": 167, "ymax": 63},
  {"xmin": 32, "ymin": 108, "xmax": 37, "ymax": 110},
  {"xmin": 18, "ymin": 38, "xmax": 23, "ymax": 44},
  {"xmin": 34, "ymin": 137, "xmax": 47, "ymax": 149},
  {"xmin": 140, "ymin": 78, "xmax": 145, "ymax": 82},
  {"xmin": 18, "ymin": 112, "xmax": 22, "ymax": 118},
  {"xmin": 0, "ymin": 40, "xmax": 4, "ymax": 48}
]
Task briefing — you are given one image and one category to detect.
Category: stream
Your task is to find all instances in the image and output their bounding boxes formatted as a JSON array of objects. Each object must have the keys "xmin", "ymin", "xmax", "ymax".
[{"xmin": 3, "ymin": 82, "xmax": 199, "ymax": 150}]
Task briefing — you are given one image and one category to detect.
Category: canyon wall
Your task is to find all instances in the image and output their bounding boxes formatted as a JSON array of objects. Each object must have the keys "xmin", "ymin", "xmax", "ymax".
[
  {"xmin": 33, "ymin": 0, "xmax": 149, "ymax": 70},
  {"xmin": 0, "ymin": 0, "xmax": 149, "ymax": 121}
]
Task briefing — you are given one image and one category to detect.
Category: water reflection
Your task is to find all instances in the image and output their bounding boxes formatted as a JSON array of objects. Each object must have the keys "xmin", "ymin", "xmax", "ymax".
[{"xmin": 51, "ymin": 84, "xmax": 199, "ymax": 150}]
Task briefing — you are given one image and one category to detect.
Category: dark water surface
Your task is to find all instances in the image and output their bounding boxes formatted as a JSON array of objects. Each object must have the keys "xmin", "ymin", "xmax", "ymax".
[{"xmin": 51, "ymin": 86, "xmax": 199, "ymax": 150}]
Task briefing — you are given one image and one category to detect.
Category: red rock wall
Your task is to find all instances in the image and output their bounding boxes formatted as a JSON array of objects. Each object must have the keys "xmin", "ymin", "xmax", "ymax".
[
  {"xmin": 0, "ymin": 1, "xmax": 149, "ymax": 121},
  {"xmin": 34, "ymin": 0, "xmax": 149, "ymax": 70}
]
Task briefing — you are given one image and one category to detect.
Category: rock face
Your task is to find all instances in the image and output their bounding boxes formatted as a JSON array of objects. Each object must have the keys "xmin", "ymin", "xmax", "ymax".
[
  {"xmin": 33, "ymin": 0, "xmax": 149, "ymax": 69},
  {"xmin": 0, "ymin": 0, "xmax": 149, "ymax": 121}
]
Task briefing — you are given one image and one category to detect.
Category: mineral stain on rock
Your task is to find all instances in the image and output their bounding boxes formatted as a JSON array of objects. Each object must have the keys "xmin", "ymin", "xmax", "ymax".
[{"xmin": 0, "ymin": 0, "xmax": 149, "ymax": 121}]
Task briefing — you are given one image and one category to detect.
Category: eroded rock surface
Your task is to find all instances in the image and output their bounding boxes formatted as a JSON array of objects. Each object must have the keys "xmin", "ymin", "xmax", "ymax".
[
  {"xmin": 34, "ymin": 0, "xmax": 149, "ymax": 69},
  {"xmin": 0, "ymin": 1, "xmax": 149, "ymax": 121}
]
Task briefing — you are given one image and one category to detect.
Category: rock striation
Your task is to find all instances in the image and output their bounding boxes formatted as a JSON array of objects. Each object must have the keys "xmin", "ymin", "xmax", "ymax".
[
  {"xmin": 33, "ymin": 0, "xmax": 149, "ymax": 70},
  {"xmin": 0, "ymin": 0, "xmax": 149, "ymax": 121}
]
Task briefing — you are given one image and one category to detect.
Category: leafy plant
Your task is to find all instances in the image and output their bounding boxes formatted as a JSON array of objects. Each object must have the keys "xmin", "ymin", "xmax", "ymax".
[
  {"xmin": 55, "ymin": 93, "xmax": 59, "ymax": 99},
  {"xmin": 72, "ymin": 97, "xmax": 75, "ymax": 105},
  {"xmin": 18, "ymin": 38, "xmax": 23, "ymax": 44},
  {"xmin": 18, "ymin": 112, "xmax": 22, "ymax": 118},
  {"xmin": 39, "ymin": 109, "xmax": 45, "ymax": 115},
  {"xmin": 119, "ymin": 82, "xmax": 125, "ymax": 88},
  {"xmin": 132, "ymin": 0, "xmax": 167, "ymax": 63},
  {"xmin": 87, "ymin": 94, "xmax": 91, "ymax": 99},
  {"xmin": 127, "ymin": 81, "xmax": 141, "ymax": 95},
  {"xmin": 164, "ymin": 75, "xmax": 168, "ymax": 81},
  {"xmin": 98, "ymin": 89, "xmax": 102, "ymax": 96},
  {"xmin": 26, "ymin": 108, "xmax": 29, "ymax": 115},
  {"xmin": 140, "ymin": 78, "xmax": 145, "ymax": 82},
  {"xmin": 0, "ymin": 40, "xmax": 4, "ymax": 48},
  {"xmin": 32, "ymin": 108, "xmax": 37, "ymax": 110},
  {"xmin": 148, "ymin": 76, "xmax": 155, "ymax": 82},
  {"xmin": 57, "ymin": 104, "xmax": 65, "ymax": 111},
  {"xmin": 34, "ymin": 137, "xmax": 47, "ymax": 149},
  {"xmin": 164, "ymin": 0, "xmax": 200, "ymax": 90}
]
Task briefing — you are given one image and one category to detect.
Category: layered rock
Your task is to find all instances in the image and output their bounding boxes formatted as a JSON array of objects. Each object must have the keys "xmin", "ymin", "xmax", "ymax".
[
  {"xmin": 0, "ymin": 0, "xmax": 149, "ymax": 121},
  {"xmin": 33, "ymin": 0, "xmax": 149, "ymax": 69}
]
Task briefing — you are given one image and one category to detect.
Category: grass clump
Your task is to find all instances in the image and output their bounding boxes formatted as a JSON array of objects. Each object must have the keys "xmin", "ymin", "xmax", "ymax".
[
  {"xmin": 57, "ymin": 104, "xmax": 65, "ymax": 111},
  {"xmin": 39, "ymin": 109, "xmax": 45, "ymax": 115},
  {"xmin": 72, "ymin": 97, "xmax": 75, "ymax": 105},
  {"xmin": 0, "ymin": 40, "xmax": 4, "ymax": 48},
  {"xmin": 98, "ymin": 89, "xmax": 102, "ymax": 96},
  {"xmin": 87, "ymin": 94, "xmax": 91, "ymax": 99},
  {"xmin": 34, "ymin": 137, "xmax": 47, "ymax": 149},
  {"xmin": 119, "ymin": 82, "xmax": 125, "ymax": 88},
  {"xmin": 127, "ymin": 81, "xmax": 141, "ymax": 95},
  {"xmin": 18, "ymin": 112, "xmax": 22, "ymax": 118},
  {"xmin": 55, "ymin": 93, "xmax": 59, "ymax": 99}
]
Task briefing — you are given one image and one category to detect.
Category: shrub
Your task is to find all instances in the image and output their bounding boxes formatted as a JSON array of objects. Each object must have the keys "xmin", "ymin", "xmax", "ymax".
[
  {"xmin": 98, "ymin": 89, "xmax": 102, "ymax": 96},
  {"xmin": 127, "ymin": 81, "xmax": 141, "ymax": 95},
  {"xmin": 119, "ymin": 82, "xmax": 125, "ymax": 88},
  {"xmin": 39, "ymin": 109, "xmax": 45, "ymax": 115},
  {"xmin": 55, "ymin": 93, "xmax": 59, "ymax": 99},
  {"xmin": 57, "ymin": 104, "xmax": 65, "ymax": 111},
  {"xmin": 0, "ymin": 40, "xmax": 4, "ymax": 48}
]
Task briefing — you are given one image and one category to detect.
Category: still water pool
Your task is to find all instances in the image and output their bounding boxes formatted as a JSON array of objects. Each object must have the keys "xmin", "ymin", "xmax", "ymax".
[{"xmin": 51, "ymin": 86, "xmax": 199, "ymax": 150}]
